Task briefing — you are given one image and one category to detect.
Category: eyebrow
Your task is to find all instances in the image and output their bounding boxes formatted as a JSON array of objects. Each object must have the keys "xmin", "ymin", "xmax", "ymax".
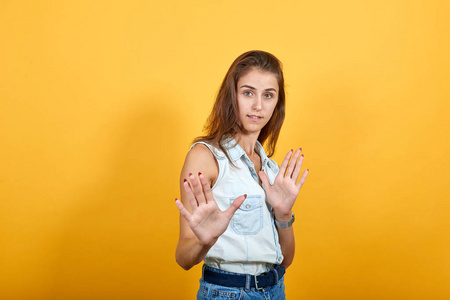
[{"xmin": 239, "ymin": 85, "xmax": 278, "ymax": 92}]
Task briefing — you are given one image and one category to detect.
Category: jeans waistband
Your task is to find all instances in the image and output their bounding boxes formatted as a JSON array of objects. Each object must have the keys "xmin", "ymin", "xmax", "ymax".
[{"xmin": 202, "ymin": 265, "xmax": 285, "ymax": 290}]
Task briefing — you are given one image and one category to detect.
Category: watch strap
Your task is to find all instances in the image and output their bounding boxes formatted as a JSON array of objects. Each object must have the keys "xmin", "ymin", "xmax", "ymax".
[{"xmin": 275, "ymin": 213, "xmax": 295, "ymax": 228}]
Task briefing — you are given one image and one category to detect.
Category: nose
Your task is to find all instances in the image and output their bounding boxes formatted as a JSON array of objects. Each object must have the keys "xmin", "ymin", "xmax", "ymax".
[{"xmin": 253, "ymin": 95, "xmax": 262, "ymax": 111}]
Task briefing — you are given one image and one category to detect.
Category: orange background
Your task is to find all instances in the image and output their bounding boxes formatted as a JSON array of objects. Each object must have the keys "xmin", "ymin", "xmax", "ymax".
[{"xmin": 1, "ymin": 1, "xmax": 449, "ymax": 299}]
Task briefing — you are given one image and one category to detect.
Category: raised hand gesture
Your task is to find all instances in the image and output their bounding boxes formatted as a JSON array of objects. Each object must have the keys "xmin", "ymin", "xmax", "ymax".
[
  {"xmin": 259, "ymin": 148, "xmax": 308, "ymax": 222},
  {"xmin": 175, "ymin": 172, "xmax": 246, "ymax": 247}
]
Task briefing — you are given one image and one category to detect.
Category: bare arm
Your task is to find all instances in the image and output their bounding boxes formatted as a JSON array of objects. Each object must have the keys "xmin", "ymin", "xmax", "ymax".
[
  {"xmin": 259, "ymin": 148, "xmax": 308, "ymax": 268},
  {"xmin": 277, "ymin": 225, "xmax": 295, "ymax": 268},
  {"xmin": 175, "ymin": 144, "xmax": 246, "ymax": 270}
]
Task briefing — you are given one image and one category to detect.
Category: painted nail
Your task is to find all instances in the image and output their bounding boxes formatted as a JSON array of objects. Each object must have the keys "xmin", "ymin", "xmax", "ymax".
[
  {"xmin": 301, "ymin": 154, "xmax": 304, "ymax": 157},
  {"xmin": 299, "ymin": 148, "xmax": 302, "ymax": 151},
  {"xmin": 184, "ymin": 179, "xmax": 187, "ymax": 182},
  {"xmin": 198, "ymin": 172, "xmax": 202, "ymax": 176},
  {"xmin": 290, "ymin": 149, "xmax": 293, "ymax": 152},
  {"xmin": 188, "ymin": 173, "xmax": 193, "ymax": 177},
  {"xmin": 244, "ymin": 194, "xmax": 247, "ymax": 199},
  {"xmin": 307, "ymin": 169, "xmax": 309, "ymax": 171}
]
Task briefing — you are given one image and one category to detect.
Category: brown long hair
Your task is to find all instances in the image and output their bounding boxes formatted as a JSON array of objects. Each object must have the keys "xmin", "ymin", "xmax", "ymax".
[{"xmin": 195, "ymin": 50, "xmax": 286, "ymax": 160}]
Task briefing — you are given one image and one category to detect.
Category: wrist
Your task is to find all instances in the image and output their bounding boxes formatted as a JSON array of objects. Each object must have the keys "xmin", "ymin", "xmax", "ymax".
[
  {"xmin": 274, "ymin": 212, "xmax": 295, "ymax": 228},
  {"xmin": 274, "ymin": 210, "xmax": 293, "ymax": 223},
  {"xmin": 197, "ymin": 237, "xmax": 217, "ymax": 249}
]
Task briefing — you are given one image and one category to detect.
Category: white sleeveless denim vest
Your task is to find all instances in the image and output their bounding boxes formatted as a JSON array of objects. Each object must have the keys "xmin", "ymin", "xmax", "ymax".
[{"xmin": 190, "ymin": 139, "xmax": 284, "ymax": 275}]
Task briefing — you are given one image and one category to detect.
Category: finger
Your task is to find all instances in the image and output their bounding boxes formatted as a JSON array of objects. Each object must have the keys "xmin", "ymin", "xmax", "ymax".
[
  {"xmin": 291, "ymin": 152, "xmax": 304, "ymax": 182},
  {"xmin": 175, "ymin": 198, "xmax": 192, "ymax": 222},
  {"xmin": 188, "ymin": 173, "xmax": 207, "ymax": 205},
  {"xmin": 183, "ymin": 178, "xmax": 199, "ymax": 211},
  {"xmin": 224, "ymin": 194, "xmax": 247, "ymax": 219},
  {"xmin": 198, "ymin": 172, "xmax": 214, "ymax": 204},
  {"xmin": 296, "ymin": 169, "xmax": 309, "ymax": 189},
  {"xmin": 279, "ymin": 149, "xmax": 293, "ymax": 178},
  {"xmin": 286, "ymin": 148, "xmax": 302, "ymax": 178},
  {"xmin": 259, "ymin": 170, "xmax": 270, "ymax": 188}
]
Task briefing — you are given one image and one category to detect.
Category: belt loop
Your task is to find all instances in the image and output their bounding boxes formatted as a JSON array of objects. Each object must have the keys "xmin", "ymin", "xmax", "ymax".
[
  {"xmin": 202, "ymin": 264, "xmax": 206, "ymax": 280},
  {"xmin": 245, "ymin": 274, "xmax": 251, "ymax": 291},
  {"xmin": 271, "ymin": 267, "xmax": 279, "ymax": 285}
]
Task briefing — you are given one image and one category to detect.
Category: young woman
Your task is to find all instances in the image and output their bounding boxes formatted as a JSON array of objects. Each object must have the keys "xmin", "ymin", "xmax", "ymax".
[{"xmin": 175, "ymin": 50, "xmax": 309, "ymax": 299}]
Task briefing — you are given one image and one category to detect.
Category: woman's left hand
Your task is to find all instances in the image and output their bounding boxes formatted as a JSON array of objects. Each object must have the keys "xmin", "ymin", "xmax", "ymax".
[{"xmin": 259, "ymin": 148, "xmax": 308, "ymax": 222}]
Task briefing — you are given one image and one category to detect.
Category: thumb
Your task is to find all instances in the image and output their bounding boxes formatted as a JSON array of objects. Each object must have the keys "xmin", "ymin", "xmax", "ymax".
[
  {"xmin": 224, "ymin": 194, "xmax": 247, "ymax": 218},
  {"xmin": 175, "ymin": 198, "xmax": 192, "ymax": 223},
  {"xmin": 259, "ymin": 170, "xmax": 270, "ymax": 188}
]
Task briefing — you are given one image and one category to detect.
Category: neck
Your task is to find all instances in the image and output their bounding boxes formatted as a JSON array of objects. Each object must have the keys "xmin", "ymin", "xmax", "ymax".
[{"xmin": 235, "ymin": 132, "xmax": 260, "ymax": 157}]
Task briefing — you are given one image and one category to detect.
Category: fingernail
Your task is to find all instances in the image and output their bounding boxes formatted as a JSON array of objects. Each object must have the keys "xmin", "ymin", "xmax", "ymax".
[
  {"xmin": 175, "ymin": 198, "xmax": 178, "ymax": 202},
  {"xmin": 290, "ymin": 149, "xmax": 293, "ymax": 152},
  {"xmin": 301, "ymin": 154, "xmax": 304, "ymax": 157},
  {"xmin": 188, "ymin": 173, "xmax": 193, "ymax": 176},
  {"xmin": 307, "ymin": 169, "xmax": 309, "ymax": 171},
  {"xmin": 299, "ymin": 148, "xmax": 302, "ymax": 151},
  {"xmin": 198, "ymin": 172, "xmax": 202, "ymax": 176},
  {"xmin": 244, "ymin": 194, "xmax": 247, "ymax": 199},
  {"xmin": 183, "ymin": 179, "xmax": 187, "ymax": 182}
]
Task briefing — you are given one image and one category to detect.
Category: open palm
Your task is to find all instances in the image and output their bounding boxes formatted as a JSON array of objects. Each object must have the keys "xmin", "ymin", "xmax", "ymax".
[
  {"xmin": 175, "ymin": 173, "xmax": 246, "ymax": 246},
  {"xmin": 259, "ymin": 149, "xmax": 308, "ymax": 219}
]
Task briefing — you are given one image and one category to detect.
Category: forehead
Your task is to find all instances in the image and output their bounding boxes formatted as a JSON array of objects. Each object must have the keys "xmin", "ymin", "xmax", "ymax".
[{"xmin": 237, "ymin": 69, "xmax": 279, "ymax": 90}]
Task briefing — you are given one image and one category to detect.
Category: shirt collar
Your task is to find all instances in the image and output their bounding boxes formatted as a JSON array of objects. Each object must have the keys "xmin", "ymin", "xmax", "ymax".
[{"xmin": 222, "ymin": 138, "xmax": 268, "ymax": 163}]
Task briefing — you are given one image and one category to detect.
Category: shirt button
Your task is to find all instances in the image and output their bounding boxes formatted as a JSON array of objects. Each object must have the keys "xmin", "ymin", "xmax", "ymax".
[
  {"xmin": 246, "ymin": 204, "xmax": 251, "ymax": 209},
  {"xmin": 278, "ymin": 257, "xmax": 282, "ymax": 262}
]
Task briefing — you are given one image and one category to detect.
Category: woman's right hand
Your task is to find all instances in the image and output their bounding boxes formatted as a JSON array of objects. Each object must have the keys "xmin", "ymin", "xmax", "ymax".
[{"xmin": 175, "ymin": 172, "xmax": 246, "ymax": 247}]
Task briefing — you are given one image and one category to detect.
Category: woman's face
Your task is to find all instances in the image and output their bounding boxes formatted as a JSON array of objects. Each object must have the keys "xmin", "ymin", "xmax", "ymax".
[{"xmin": 236, "ymin": 68, "xmax": 279, "ymax": 136}]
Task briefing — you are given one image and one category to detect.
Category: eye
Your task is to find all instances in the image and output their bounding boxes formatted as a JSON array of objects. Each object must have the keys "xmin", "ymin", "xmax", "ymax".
[
  {"xmin": 264, "ymin": 93, "xmax": 273, "ymax": 99},
  {"xmin": 243, "ymin": 91, "xmax": 253, "ymax": 96}
]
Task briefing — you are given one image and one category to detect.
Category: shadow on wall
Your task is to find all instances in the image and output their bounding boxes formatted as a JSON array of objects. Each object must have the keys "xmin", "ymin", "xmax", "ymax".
[{"xmin": 48, "ymin": 93, "xmax": 197, "ymax": 299}]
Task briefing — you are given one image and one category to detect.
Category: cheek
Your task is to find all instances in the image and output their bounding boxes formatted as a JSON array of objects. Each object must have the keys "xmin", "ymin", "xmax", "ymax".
[
  {"xmin": 268, "ymin": 101, "xmax": 278, "ymax": 115},
  {"xmin": 237, "ymin": 98, "xmax": 248, "ymax": 113},
  {"xmin": 236, "ymin": 99, "xmax": 246, "ymax": 120}
]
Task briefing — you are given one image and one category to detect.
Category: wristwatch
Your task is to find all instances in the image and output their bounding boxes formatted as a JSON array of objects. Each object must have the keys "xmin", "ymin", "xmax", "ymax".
[{"xmin": 275, "ymin": 213, "xmax": 295, "ymax": 228}]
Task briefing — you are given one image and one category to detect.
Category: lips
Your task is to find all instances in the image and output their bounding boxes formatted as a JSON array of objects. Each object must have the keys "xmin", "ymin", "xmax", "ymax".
[{"xmin": 247, "ymin": 115, "xmax": 262, "ymax": 119}]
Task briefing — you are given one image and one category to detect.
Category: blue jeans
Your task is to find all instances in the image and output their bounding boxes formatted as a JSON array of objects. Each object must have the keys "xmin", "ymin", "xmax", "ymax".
[{"xmin": 197, "ymin": 266, "xmax": 286, "ymax": 300}]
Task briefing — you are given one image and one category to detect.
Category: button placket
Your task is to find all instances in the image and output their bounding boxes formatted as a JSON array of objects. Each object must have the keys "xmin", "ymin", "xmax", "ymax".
[{"xmin": 243, "ymin": 155, "xmax": 260, "ymax": 183}]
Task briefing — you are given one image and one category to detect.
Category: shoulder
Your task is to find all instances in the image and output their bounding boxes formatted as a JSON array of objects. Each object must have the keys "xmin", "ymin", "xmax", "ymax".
[
  {"xmin": 181, "ymin": 143, "xmax": 219, "ymax": 186},
  {"xmin": 187, "ymin": 143, "xmax": 217, "ymax": 163}
]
